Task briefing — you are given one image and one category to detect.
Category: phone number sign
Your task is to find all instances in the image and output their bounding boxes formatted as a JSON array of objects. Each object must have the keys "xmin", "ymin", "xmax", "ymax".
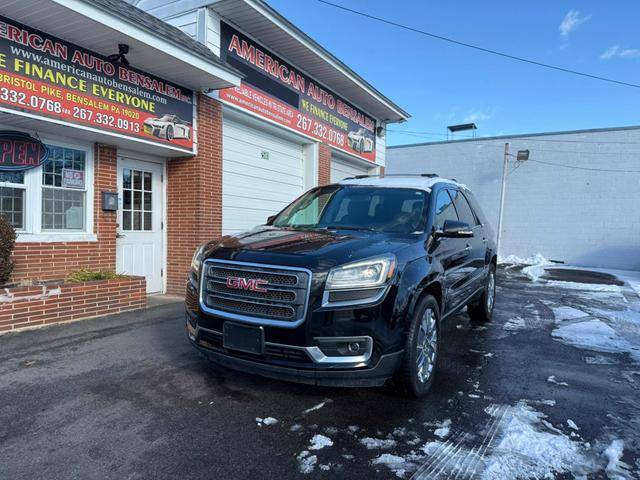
[
  {"xmin": 0, "ymin": 15, "xmax": 195, "ymax": 152},
  {"xmin": 219, "ymin": 22, "xmax": 377, "ymax": 162}
]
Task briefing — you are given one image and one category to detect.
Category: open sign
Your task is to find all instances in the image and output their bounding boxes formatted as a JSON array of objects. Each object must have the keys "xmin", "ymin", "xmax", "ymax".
[{"xmin": 0, "ymin": 131, "xmax": 48, "ymax": 171}]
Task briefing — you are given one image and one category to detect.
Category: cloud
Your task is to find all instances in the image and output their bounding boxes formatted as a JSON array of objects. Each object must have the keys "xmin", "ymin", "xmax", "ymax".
[
  {"xmin": 463, "ymin": 110, "xmax": 494, "ymax": 123},
  {"xmin": 599, "ymin": 45, "xmax": 640, "ymax": 60},
  {"xmin": 559, "ymin": 10, "xmax": 591, "ymax": 38}
]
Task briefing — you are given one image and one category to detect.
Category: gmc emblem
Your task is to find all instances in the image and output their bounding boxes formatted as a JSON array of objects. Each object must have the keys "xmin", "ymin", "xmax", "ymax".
[{"xmin": 226, "ymin": 276, "xmax": 268, "ymax": 293}]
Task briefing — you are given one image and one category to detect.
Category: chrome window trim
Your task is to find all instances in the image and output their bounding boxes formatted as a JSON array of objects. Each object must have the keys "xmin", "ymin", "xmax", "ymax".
[{"xmin": 199, "ymin": 259, "xmax": 313, "ymax": 329}]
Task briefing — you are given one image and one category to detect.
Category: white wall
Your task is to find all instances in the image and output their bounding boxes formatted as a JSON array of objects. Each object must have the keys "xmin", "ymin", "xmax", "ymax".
[{"xmin": 387, "ymin": 127, "xmax": 640, "ymax": 271}]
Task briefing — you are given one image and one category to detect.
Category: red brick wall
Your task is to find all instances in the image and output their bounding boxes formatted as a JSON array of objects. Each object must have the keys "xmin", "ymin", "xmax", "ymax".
[
  {"xmin": 0, "ymin": 276, "xmax": 146, "ymax": 333},
  {"xmin": 166, "ymin": 94, "xmax": 223, "ymax": 295},
  {"xmin": 318, "ymin": 143, "xmax": 331, "ymax": 186},
  {"xmin": 11, "ymin": 144, "xmax": 118, "ymax": 282}
]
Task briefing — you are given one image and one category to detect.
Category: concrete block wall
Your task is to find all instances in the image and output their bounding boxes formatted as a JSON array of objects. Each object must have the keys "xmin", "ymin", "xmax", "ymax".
[{"xmin": 387, "ymin": 127, "xmax": 640, "ymax": 271}]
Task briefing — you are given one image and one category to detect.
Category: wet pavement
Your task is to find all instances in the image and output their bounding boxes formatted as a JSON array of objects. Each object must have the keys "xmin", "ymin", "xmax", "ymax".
[{"xmin": 1, "ymin": 266, "xmax": 639, "ymax": 479}]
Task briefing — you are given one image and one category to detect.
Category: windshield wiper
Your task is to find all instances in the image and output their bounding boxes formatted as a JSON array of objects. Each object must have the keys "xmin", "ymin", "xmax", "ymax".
[{"xmin": 322, "ymin": 225, "xmax": 377, "ymax": 232}]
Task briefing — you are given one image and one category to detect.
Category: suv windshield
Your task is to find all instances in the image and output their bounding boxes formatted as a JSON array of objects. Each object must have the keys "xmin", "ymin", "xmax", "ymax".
[{"xmin": 271, "ymin": 185, "xmax": 429, "ymax": 234}]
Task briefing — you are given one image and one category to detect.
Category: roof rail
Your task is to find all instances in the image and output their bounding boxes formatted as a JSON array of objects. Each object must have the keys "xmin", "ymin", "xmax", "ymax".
[{"xmin": 347, "ymin": 173, "xmax": 439, "ymax": 180}]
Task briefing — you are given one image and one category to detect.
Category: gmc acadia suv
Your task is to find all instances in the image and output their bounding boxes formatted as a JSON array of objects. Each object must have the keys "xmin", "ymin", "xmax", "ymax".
[{"xmin": 185, "ymin": 175, "xmax": 497, "ymax": 397}]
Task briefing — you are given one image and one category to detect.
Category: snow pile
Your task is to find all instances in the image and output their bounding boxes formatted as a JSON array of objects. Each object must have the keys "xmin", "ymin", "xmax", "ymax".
[
  {"xmin": 360, "ymin": 437, "xmax": 397, "ymax": 449},
  {"xmin": 296, "ymin": 451, "xmax": 317, "ymax": 474},
  {"xmin": 433, "ymin": 419, "xmax": 451, "ymax": 439},
  {"xmin": 481, "ymin": 402, "xmax": 593, "ymax": 479},
  {"xmin": 308, "ymin": 434, "xmax": 333, "ymax": 451},
  {"xmin": 499, "ymin": 253, "xmax": 552, "ymax": 282},
  {"xmin": 604, "ymin": 439, "xmax": 629, "ymax": 477}
]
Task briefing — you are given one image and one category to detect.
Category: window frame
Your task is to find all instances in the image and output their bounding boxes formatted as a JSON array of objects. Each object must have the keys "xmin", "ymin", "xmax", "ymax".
[
  {"xmin": 451, "ymin": 188, "xmax": 480, "ymax": 227},
  {"xmin": 433, "ymin": 188, "xmax": 459, "ymax": 231},
  {"xmin": 0, "ymin": 129, "xmax": 96, "ymax": 243},
  {"xmin": 0, "ymin": 172, "xmax": 27, "ymax": 232}
]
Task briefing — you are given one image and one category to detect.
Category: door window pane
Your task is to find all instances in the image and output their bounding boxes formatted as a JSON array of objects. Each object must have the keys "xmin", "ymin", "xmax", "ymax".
[
  {"xmin": 122, "ymin": 168, "xmax": 153, "ymax": 231},
  {"xmin": 434, "ymin": 190, "xmax": 458, "ymax": 230},
  {"xmin": 451, "ymin": 189, "xmax": 478, "ymax": 226},
  {"xmin": 0, "ymin": 187, "xmax": 24, "ymax": 229}
]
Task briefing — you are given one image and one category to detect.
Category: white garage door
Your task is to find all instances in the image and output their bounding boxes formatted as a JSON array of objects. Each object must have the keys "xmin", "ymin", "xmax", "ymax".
[
  {"xmin": 331, "ymin": 157, "xmax": 372, "ymax": 183},
  {"xmin": 222, "ymin": 118, "xmax": 305, "ymax": 235}
]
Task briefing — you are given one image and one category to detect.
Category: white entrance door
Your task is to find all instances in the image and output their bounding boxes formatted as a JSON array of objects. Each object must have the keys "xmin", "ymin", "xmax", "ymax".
[{"xmin": 116, "ymin": 157, "xmax": 164, "ymax": 293}]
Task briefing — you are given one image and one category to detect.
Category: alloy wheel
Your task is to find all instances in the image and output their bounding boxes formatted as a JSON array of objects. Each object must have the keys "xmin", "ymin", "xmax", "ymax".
[{"xmin": 416, "ymin": 308, "xmax": 438, "ymax": 383}]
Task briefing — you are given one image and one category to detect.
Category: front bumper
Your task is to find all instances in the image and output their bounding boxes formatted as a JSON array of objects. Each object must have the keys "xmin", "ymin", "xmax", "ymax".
[{"xmin": 187, "ymin": 319, "xmax": 403, "ymax": 387}]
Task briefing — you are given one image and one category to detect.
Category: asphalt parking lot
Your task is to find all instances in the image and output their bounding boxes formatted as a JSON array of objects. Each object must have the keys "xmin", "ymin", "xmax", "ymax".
[{"xmin": 1, "ymin": 266, "xmax": 639, "ymax": 479}]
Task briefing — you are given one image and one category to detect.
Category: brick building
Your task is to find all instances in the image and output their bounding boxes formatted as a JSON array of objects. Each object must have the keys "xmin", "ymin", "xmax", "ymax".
[{"xmin": 1, "ymin": 0, "xmax": 408, "ymax": 299}]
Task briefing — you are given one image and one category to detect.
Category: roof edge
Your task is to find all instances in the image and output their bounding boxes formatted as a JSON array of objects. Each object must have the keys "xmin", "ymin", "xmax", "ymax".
[
  {"xmin": 211, "ymin": 0, "xmax": 410, "ymax": 122},
  {"xmin": 388, "ymin": 124, "xmax": 640, "ymax": 149}
]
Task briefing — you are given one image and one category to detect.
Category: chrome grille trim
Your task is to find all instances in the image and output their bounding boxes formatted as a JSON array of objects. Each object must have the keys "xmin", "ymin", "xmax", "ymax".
[{"xmin": 199, "ymin": 259, "xmax": 313, "ymax": 328}]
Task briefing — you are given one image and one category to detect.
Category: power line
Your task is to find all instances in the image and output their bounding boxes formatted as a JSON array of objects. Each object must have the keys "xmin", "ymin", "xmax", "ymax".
[
  {"xmin": 316, "ymin": 0, "xmax": 640, "ymax": 89},
  {"xmin": 527, "ymin": 158, "xmax": 640, "ymax": 173}
]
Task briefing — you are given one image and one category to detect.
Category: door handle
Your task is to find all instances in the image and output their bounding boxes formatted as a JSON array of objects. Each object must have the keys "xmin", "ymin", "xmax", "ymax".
[
  {"xmin": 465, "ymin": 243, "xmax": 472, "ymax": 251},
  {"xmin": 116, "ymin": 232, "xmax": 126, "ymax": 239},
  {"xmin": 482, "ymin": 238, "xmax": 488, "ymax": 243}
]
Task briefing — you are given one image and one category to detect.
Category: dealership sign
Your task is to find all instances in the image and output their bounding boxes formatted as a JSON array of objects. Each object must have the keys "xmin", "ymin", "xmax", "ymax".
[
  {"xmin": 219, "ymin": 22, "xmax": 376, "ymax": 162},
  {"xmin": 0, "ymin": 16, "xmax": 194, "ymax": 152},
  {"xmin": 0, "ymin": 130, "xmax": 48, "ymax": 171}
]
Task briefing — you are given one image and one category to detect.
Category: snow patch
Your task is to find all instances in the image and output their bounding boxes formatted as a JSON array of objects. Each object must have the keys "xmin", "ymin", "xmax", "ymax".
[
  {"xmin": 546, "ymin": 280, "xmax": 622, "ymax": 293},
  {"xmin": 433, "ymin": 419, "xmax": 451, "ymax": 438},
  {"xmin": 371, "ymin": 454, "xmax": 412, "ymax": 478},
  {"xmin": 308, "ymin": 434, "xmax": 333, "ymax": 450},
  {"xmin": 552, "ymin": 318, "xmax": 640, "ymax": 362},
  {"xmin": 553, "ymin": 306, "xmax": 589, "ymax": 321},
  {"xmin": 360, "ymin": 437, "xmax": 397, "ymax": 449},
  {"xmin": 567, "ymin": 419, "xmax": 579, "ymax": 430},
  {"xmin": 255, "ymin": 417, "xmax": 278, "ymax": 426},
  {"xmin": 604, "ymin": 439, "xmax": 626, "ymax": 475},
  {"xmin": 547, "ymin": 375, "xmax": 569, "ymax": 386},
  {"xmin": 297, "ymin": 451, "xmax": 317, "ymax": 474},
  {"xmin": 503, "ymin": 316, "xmax": 527, "ymax": 331},
  {"xmin": 302, "ymin": 399, "xmax": 331, "ymax": 414}
]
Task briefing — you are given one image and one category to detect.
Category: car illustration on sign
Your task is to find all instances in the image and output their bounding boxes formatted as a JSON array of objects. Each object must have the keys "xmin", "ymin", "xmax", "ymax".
[
  {"xmin": 347, "ymin": 128, "xmax": 374, "ymax": 154},
  {"xmin": 143, "ymin": 114, "xmax": 191, "ymax": 142}
]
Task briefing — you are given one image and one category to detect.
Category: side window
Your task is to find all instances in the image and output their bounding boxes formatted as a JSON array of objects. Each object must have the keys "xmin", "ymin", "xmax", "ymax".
[
  {"xmin": 451, "ymin": 189, "xmax": 479, "ymax": 226},
  {"xmin": 434, "ymin": 189, "xmax": 458, "ymax": 230}
]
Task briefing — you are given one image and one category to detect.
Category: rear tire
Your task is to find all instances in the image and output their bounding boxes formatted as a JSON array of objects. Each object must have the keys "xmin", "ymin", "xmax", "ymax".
[
  {"xmin": 468, "ymin": 264, "xmax": 496, "ymax": 322},
  {"xmin": 394, "ymin": 294, "xmax": 440, "ymax": 398}
]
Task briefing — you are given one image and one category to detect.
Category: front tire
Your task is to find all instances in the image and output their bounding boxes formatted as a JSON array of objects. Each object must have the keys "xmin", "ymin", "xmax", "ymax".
[
  {"xmin": 468, "ymin": 264, "xmax": 496, "ymax": 322},
  {"xmin": 395, "ymin": 295, "xmax": 440, "ymax": 398}
]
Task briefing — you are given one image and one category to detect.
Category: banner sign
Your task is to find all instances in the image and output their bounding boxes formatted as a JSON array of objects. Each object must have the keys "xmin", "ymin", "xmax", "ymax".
[
  {"xmin": 0, "ymin": 130, "xmax": 48, "ymax": 171},
  {"xmin": 219, "ymin": 22, "xmax": 376, "ymax": 162},
  {"xmin": 0, "ymin": 16, "xmax": 195, "ymax": 152}
]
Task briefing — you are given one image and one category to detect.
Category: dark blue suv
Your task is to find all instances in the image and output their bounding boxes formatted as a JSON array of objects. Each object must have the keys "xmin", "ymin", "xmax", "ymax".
[{"xmin": 185, "ymin": 175, "xmax": 497, "ymax": 397}]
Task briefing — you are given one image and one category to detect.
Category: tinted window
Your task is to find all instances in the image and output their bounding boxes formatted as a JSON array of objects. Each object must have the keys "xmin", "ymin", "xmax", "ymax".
[
  {"xmin": 272, "ymin": 186, "xmax": 428, "ymax": 234},
  {"xmin": 451, "ymin": 189, "xmax": 478, "ymax": 226},
  {"xmin": 434, "ymin": 189, "xmax": 458, "ymax": 230},
  {"xmin": 464, "ymin": 191, "xmax": 487, "ymax": 225}
]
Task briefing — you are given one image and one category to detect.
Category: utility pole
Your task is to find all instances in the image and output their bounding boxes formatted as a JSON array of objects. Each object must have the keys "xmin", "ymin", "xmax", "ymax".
[{"xmin": 496, "ymin": 142, "xmax": 509, "ymax": 256}]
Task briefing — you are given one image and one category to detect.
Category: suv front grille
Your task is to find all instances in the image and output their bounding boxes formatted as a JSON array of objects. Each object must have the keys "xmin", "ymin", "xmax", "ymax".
[{"xmin": 202, "ymin": 261, "xmax": 311, "ymax": 324}]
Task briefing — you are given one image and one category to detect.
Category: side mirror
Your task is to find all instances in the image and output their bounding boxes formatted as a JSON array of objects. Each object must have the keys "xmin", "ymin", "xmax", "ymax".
[
  {"xmin": 266, "ymin": 215, "xmax": 276, "ymax": 225},
  {"xmin": 436, "ymin": 220, "xmax": 473, "ymax": 238}
]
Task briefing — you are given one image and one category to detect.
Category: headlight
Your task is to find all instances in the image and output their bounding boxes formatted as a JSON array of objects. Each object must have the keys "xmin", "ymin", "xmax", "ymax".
[{"xmin": 325, "ymin": 254, "xmax": 396, "ymax": 290}]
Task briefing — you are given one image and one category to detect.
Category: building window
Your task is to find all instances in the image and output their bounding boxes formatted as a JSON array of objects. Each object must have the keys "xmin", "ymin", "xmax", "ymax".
[
  {"xmin": 42, "ymin": 147, "xmax": 86, "ymax": 231},
  {"xmin": 0, "ymin": 171, "xmax": 25, "ymax": 229}
]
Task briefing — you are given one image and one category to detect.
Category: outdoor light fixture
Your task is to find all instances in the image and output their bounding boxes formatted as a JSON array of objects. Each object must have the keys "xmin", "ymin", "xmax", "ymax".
[
  {"xmin": 102, "ymin": 191, "xmax": 118, "ymax": 211},
  {"xmin": 107, "ymin": 44, "xmax": 130, "ymax": 66},
  {"xmin": 516, "ymin": 149, "xmax": 530, "ymax": 161}
]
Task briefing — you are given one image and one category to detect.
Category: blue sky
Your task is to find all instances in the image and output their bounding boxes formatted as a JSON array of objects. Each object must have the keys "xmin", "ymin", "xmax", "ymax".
[{"xmin": 267, "ymin": 0, "xmax": 640, "ymax": 146}]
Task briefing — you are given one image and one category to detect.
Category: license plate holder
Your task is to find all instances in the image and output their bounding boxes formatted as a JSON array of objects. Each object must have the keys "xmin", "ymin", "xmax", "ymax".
[{"xmin": 223, "ymin": 322, "xmax": 264, "ymax": 355}]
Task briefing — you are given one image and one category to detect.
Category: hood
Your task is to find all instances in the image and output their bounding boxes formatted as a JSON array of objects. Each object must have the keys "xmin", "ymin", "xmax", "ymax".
[{"xmin": 203, "ymin": 226, "xmax": 420, "ymax": 271}]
